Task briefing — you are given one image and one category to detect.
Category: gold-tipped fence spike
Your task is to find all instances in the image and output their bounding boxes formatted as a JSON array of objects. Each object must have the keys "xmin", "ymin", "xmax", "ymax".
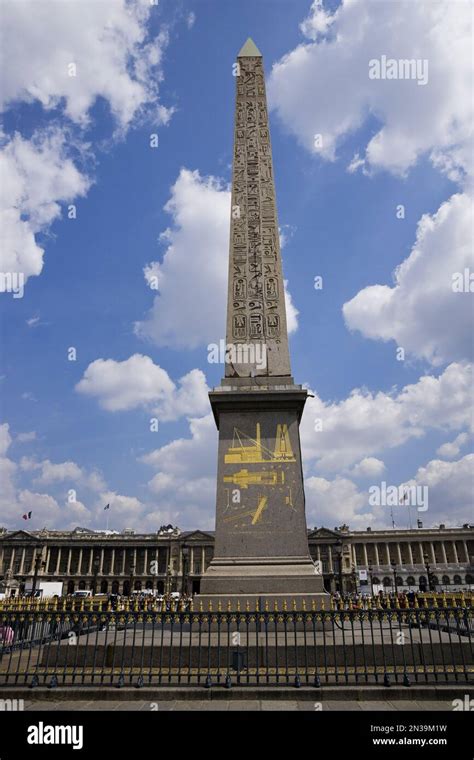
[
  {"xmin": 292, "ymin": 599, "xmax": 297, "ymax": 611},
  {"xmin": 302, "ymin": 599, "xmax": 307, "ymax": 611},
  {"xmin": 274, "ymin": 600, "xmax": 279, "ymax": 612},
  {"xmin": 237, "ymin": 600, "xmax": 241, "ymax": 612},
  {"xmin": 227, "ymin": 600, "xmax": 232, "ymax": 612},
  {"xmin": 199, "ymin": 601, "xmax": 203, "ymax": 612},
  {"xmin": 246, "ymin": 600, "xmax": 250, "ymax": 612},
  {"xmin": 264, "ymin": 600, "xmax": 269, "ymax": 612},
  {"xmin": 283, "ymin": 599, "xmax": 288, "ymax": 611},
  {"xmin": 217, "ymin": 600, "xmax": 222, "ymax": 612}
]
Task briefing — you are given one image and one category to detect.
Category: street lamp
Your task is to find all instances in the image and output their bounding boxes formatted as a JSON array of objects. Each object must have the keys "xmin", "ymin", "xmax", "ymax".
[
  {"xmin": 334, "ymin": 541, "xmax": 344, "ymax": 595},
  {"xmin": 31, "ymin": 549, "xmax": 46, "ymax": 597},
  {"xmin": 368, "ymin": 564, "xmax": 374, "ymax": 596},
  {"xmin": 423, "ymin": 553, "xmax": 433, "ymax": 592},
  {"xmin": 390, "ymin": 559, "xmax": 398, "ymax": 594},
  {"xmin": 129, "ymin": 563, "xmax": 136, "ymax": 597},
  {"xmin": 181, "ymin": 545, "xmax": 190, "ymax": 597},
  {"xmin": 92, "ymin": 554, "xmax": 100, "ymax": 595}
]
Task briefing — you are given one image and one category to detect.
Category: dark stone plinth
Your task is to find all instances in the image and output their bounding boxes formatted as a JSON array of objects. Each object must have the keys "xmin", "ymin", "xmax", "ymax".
[{"xmin": 197, "ymin": 386, "xmax": 329, "ymax": 609}]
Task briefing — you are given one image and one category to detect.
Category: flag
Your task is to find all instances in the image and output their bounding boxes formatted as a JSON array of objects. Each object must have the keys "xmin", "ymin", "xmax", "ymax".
[
  {"xmin": 22, "ymin": 511, "xmax": 32, "ymax": 520},
  {"xmin": 104, "ymin": 504, "xmax": 110, "ymax": 511}
]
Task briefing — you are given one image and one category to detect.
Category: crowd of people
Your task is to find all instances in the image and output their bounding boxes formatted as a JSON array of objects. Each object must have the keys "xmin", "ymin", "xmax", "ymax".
[{"xmin": 329, "ymin": 589, "xmax": 465, "ymax": 609}]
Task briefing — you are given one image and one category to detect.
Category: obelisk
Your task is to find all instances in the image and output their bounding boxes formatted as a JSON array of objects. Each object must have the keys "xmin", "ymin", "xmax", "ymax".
[{"xmin": 197, "ymin": 39, "xmax": 327, "ymax": 609}]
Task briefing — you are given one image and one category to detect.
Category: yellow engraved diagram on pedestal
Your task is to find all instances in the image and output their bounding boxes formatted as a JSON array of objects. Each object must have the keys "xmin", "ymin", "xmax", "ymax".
[
  {"xmin": 222, "ymin": 423, "xmax": 295, "ymax": 527},
  {"xmin": 223, "ymin": 469, "xmax": 285, "ymax": 489},
  {"xmin": 223, "ymin": 495, "xmax": 268, "ymax": 525},
  {"xmin": 224, "ymin": 423, "xmax": 295, "ymax": 463}
]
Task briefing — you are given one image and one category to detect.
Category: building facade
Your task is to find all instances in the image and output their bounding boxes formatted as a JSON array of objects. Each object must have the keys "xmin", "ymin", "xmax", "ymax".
[{"xmin": 0, "ymin": 523, "xmax": 472, "ymax": 597}]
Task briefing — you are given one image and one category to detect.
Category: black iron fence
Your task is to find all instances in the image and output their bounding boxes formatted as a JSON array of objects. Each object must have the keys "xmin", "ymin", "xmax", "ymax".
[{"xmin": 0, "ymin": 606, "xmax": 472, "ymax": 688}]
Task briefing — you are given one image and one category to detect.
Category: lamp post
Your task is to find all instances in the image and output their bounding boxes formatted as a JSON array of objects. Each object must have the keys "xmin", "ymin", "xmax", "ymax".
[
  {"xmin": 181, "ymin": 545, "xmax": 189, "ymax": 597},
  {"xmin": 129, "ymin": 563, "xmax": 136, "ymax": 597},
  {"xmin": 334, "ymin": 541, "xmax": 344, "ymax": 595},
  {"xmin": 352, "ymin": 568, "xmax": 358, "ymax": 595},
  {"xmin": 31, "ymin": 548, "xmax": 46, "ymax": 597},
  {"xmin": 423, "ymin": 553, "xmax": 433, "ymax": 592},
  {"xmin": 391, "ymin": 559, "xmax": 398, "ymax": 594},
  {"xmin": 92, "ymin": 554, "xmax": 100, "ymax": 595},
  {"xmin": 368, "ymin": 564, "xmax": 374, "ymax": 596}
]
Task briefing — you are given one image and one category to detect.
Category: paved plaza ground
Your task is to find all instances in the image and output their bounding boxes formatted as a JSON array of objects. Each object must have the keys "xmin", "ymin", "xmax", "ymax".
[{"xmin": 19, "ymin": 698, "xmax": 460, "ymax": 711}]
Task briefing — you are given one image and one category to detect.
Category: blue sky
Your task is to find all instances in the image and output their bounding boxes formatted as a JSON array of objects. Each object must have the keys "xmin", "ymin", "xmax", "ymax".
[{"xmin": 0, "ymin": 0, "xmax": 472, "ymax": 533}]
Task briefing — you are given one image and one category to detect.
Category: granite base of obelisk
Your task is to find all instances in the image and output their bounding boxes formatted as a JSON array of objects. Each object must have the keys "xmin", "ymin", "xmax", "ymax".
[{"xmin": 195, "ymin": 380, "xmax": 329, "ymax": 610}]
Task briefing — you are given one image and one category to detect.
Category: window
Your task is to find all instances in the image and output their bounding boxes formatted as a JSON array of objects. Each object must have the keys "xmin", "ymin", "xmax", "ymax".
[
  {"xmin": 406, "ymin": 576, "xmax": 416, "ymax": 586},
  {"xmin": 442, "ymin": 575, "xmax": 450, "ymax": 585},
  {"xmin": 383, "ymin": 577, "xmax": 391, "ymax": 587},
  {"xmin": 453, "ymin": 575, "xmax": 462, "ymax": 585}
]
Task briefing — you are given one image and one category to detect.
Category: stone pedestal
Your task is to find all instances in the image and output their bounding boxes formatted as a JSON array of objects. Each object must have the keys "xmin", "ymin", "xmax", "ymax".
[{"xmin": 195, "ymin": 381, "xmax": 328, "ymax": 610}]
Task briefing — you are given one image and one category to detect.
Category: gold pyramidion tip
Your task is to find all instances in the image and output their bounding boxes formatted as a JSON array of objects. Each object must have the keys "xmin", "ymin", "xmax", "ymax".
[{"xmin": 238, "ymin": 38, "xmax": 262, "ymax": 57}]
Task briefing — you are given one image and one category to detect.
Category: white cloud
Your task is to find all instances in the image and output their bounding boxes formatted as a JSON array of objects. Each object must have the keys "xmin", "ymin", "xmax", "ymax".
[
  {"xmin": 1, "ymin": 0, "xmax": 171, "ymax": 130},
  {"xmin": 268, "ymin": 0, "xmax": 472, "ymax": 179},
  {"xmin": 404, "ymin": 454, "xmax": 474, "ymax": 526},
  {"xmin": 284, "ymin": 280, "xmax": 299, "ymax": 334},
  {"xmin": 76, "ymin": 354, "xmax": 209, "ymax": 421},
  {"xmin": 436, "ymin": 432, "xmax": 469, "ymax": 460},
  {"xmin": 306, "ymin": 453, "xmax": 474, "ymax": 531},
  {"xmin": 0, "ymin": 425, "xmax": 18, "ymax": 522},
  {"xmin": 300, "ymin": 0, "xmax": 334, "ymax": 40},
  {"xmin": 1, "ymin": 0, "xmax": 171, "ymax": 289},
  {"xmin": 141, "ymin": 414, "xmax": 217, "ymax": 529},
  {"xmin": 269, "ymin": 1, "xmax": 473, "ymax": 369},
  {"xmin": 0, "ymin": 128, "xmax": 91, "ymax": 282},
  {"xmin": 19, "ymin": 455, "xmax": 106, "ymax": 493},
  {"xmin": 135, "ymin": 168, "xmax": 298, "ymax": 348},
  {"xmin": 343, "ymin": 193, "xmax": 473, "ymax": 366},
  {"xmin": 33, "ymin": 460, "xmax": 83, "ymax": 485},
  {"xmin": 301, "ymin": 362, "xmax": 473, "ymax": 472},
  {"xmin": 16, "ymin": 431, "xmax": 37, "ymax": 444},
  {"xmin": 0, "ymin": 423, "xmax": 12, "ymax": 456},
  {"xmin": 350, "ymin": 457, "xmax": 386, "ymax": 478},
  {"xmin": 17, "ymin": 490, "xmax": 92, "ymax": 529},
  {"xmin": 305, "ymin": 475, "xmax": 369, "ymax": 529},
  {"xmin": 97, "ymin": 491, "xmax": 145, "ymax": 523},
  {"xmin": 0, "ymin": 427, "xmax": 93, "ymax": 529},
  {"xmin": 135, "ymin": 169, "xmax": 230, "ymax": 348}
]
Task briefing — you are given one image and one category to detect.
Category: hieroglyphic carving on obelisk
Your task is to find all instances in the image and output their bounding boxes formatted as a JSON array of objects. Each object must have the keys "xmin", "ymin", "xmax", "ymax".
[
  {"xmin": 197, "ymin": 40, "xmax": 328, "ymax": 609},
  {"xmin": 226, "ymin": 38, "xmax": 291, "ymax": 378}
]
